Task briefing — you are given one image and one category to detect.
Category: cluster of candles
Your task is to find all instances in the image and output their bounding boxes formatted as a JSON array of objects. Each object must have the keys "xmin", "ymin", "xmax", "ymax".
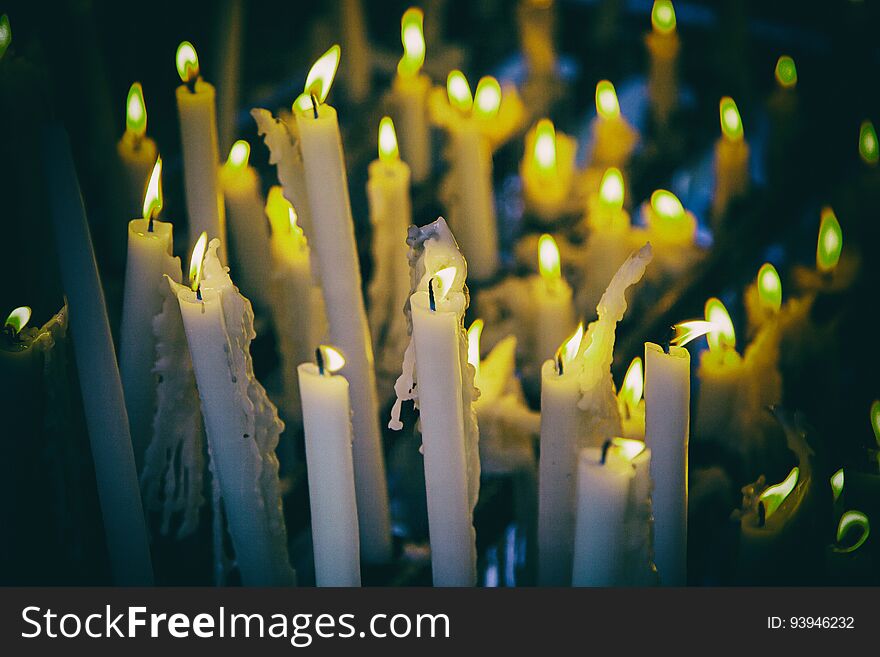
[{"xmin": 2, "ymin": 0, "xmax": 877, "ymax": 587}]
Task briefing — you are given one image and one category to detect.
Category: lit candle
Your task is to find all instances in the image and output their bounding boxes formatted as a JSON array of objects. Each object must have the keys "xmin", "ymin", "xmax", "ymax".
[
  {"xmin": 643, "ymin": 189, "xmax": 699, "ymax": 278},
  {"xmin": 532, "ymin": 234, "xmax": 576, "ymax": 363},
  {"xmin": 119, "ymin": 157, "xmax": 182, "ymax": 468},
  {"xmin": 644, "ymin": 0, "xmax": 679, "ymax": 126},
  {"xmin": 338, "ymin": 0, "xmax": 370, "ymax": 103},
  {"xmin": 816, "ymin": 205, "xmax": 843, "ymax": 276},
  {"xmin": 516, "ymin": 0, "xmax": 556, "ymax": 80},
  {"xmin": 170, "ymin": 236, "xmax": 295, "ymax": 586},
  {"xmin": 618, "ymin": 356, "xmax": 645, "ymax": 440},
  {"xmin": 590, "ymin": 80, "xmax": 638, "ymax": 169},
  {"xmin": 389, "ymin": 8, "xmax": 431, "ymax": 184},
  {"xmin": 767, "ymin": 55, "xmax": 799, "ymax": 176},
  {"xmin": 175, "ymin": 41, "xmax": 226, "ymax": 261},
  {"xmin": 116, "ymin": 82, "xmax": 157, "ymax": 219},
  {"xmin": 712, "ymin": 96, "xmax": 750, "ymax": 222},
  {"xmin": 744, "ymin": 262, "xmax": 782, "ymax": 333},
  {"xmin": 219, "ymin": 140, "xmax": 272, "ymax": 311},
  {"xmin": 859, "ymin": 120, "xmax": 878, "ymax": 166},
  {"xmin": 292, "ymin": 46, "xmax": 392, "ymax": 563},
  {"xmin": 299, "ymin": 345, "xmax": 361, "ymax": 587},
  {"xmin": 520, "ymin": 118, "xmax": 577, "ymax": 223}
]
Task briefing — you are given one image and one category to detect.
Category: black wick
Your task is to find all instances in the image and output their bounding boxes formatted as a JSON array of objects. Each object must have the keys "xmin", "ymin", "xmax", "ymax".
[
  {"xmin": 316, "ymin": 347, "xmax": 325, "ymax": 375},
  {"xmin": 147, "ymin": 212, "xmax": 154, "ymax": 233},
  {"xmin": 195, "ymin": 286, "xmax": 202, "ymax": 301},
  {"xmin": 310, "ymin": 93, "xmax": 319, "ymax": 119},
  {"xmin": 428, "ymin": 278, "xmax": 436, "ymax": 312},
  {"xmin": 555, "ymin": 352, "xmax": 564, "ymax": 376},
  {"xmin": 662, "ymin": 325, "xmax": 675, "ymax": 354},
  {"xmin": 600, "ymin": 439, "xmax": 613, "ymax": 465},
  {"xmin": 186, "ymin": 75, "xmax": 197, "ymax": 94}
]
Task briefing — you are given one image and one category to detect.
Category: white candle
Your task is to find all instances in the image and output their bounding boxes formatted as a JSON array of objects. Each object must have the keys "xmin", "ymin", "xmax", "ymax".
[
  {"xmin": 645, "ymin": 0, "xmax": 679, "ymax": 126},
  {"xmin": 171, "ymin": 236, "xmax": 295, "ymax": 586},
  {"xmin": 338, "ymin": 0, "xmax": 370, "ymax": 103},
  {"xmin": 298, "ymin": 346, "xmax": 361, "ymax": 587},
  {"xmin": 292, "ymin": 46, "xmax": 391, "ymax": 563},
  {"xmin": 219, "ymin": 140, "xmax": 272, "ymax": 311},
  {"xmin": 119, "ymin": 157, "xmax": 181, "ymax": 469},
  {"xmin": 116, "ymin": 82, "xmax": 157, "ymax": 219},
  {"xmin": 643, "ymin": 189, "xmax": 700, "ymax": 279},
  {"xmin": 175, "ymin": 41, "xmax": 227, "ymax": 261},
  {"xmin": 532, "ymin": 234, "xmax": 575, "ymax": 364},
  {"xmin": 590, "ymin": 80, "xmax": 638, "ymax": 169},
  {"xmin": 520, "ymin": 118, "xmax": 577, "ymax": 223},
  {"xmin": 712, "ymin": 96, "xmax": 750, "ymax": 222}
]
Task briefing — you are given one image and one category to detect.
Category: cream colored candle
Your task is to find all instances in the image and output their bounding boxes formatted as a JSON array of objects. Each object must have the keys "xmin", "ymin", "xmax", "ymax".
[
  {"xmin": 339, "ymin": 0, "xmax": 370, "ymax": 103},
  {"xmin": 643, "ymin": 189, "xmax": 699, "ymax": 278},
  {"xmin": 644, "ymin": 0, "xmax": 679, "ymax": 126},
  {"xmin": 532, "ymin": 234, "xmax": 576, "ymax": 363},
  {"xmin": 712, "ymin": 96, "xmax": 749, "ymax": 221},
  {"xmin": 590, "ymin": 80, "xmax": 638, "ymax": 168},
  {"xmin": 520, "ymin": 118, "xmax": 577, "ymax": 223},
  {"xmin": 298, "ymin": 346, "xmax": 361, "ymax": 587},
  {"xmin": 175, "ymin": 41, "xmax": 226, "ymax": 262},
  {"xmin": 116, "ymin": 82, "xmax": 157, "ymax": 219}
]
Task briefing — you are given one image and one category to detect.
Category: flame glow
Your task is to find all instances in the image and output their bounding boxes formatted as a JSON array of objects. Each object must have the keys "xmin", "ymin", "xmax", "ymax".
[
  {"xmin": 555, "ymin": 323, "xmax": 584, "ymax": 372},
  {"xmin": 596, "ymin": 80, "xmax": 620, "ymax": 120},
  {"xmin": 4, "ymin": 306, "xmax": 31, "ymax": 335},
  {"xmin": 704, "ymin": 297, "xmax": 736, "ymax": 353},
  {"xmin": 610, "ymin": 437, "xmax": 647, "ymax": 462},
  {"xmin": 757, "ymin": 263, "xmax": 782, "ymax": 313},
  {"xmin": 473, "ymin": 76, "xmax": 502, "ymax": 120},
  {"xmin": 304, "ymin": 45, "xmax": 341, "ymax": 107},
  {"xmin": 833, "ymin": 510, "xmax": 870, "ymax": 554},
  {"xmin": 859, "ymin": 120, "xmax": 878, "ymax": 165},
  {"xmin": 620, "ymin": 357, "xmax": 644, "ymax": 415},
  {"xmin": 870, "ymin": 400, "xmax": 880, "ymax": 446},
  {"xmin": 467, "ymin": 318, "xmax": 484, "ymax": 376},
  {"xmin": 126, "ymin": 82, "xmax": 147, "ymax": 137},
  {"xmin": 533, "ymin": 119, "xmax": 557, "ymax": 176},
  {"xmin": 816, "ymin": 206, "xmax": 842, "ymax": 273},
  {"xmin": 398, "ymin": 7, "xmax": 425, "ymax": 77},
  {"xmin": 720, "ymin": 96, "xmax": 744, "ymax": 141},
  {"xmin": 0, "ymin": 14, "xmax": 10, "ymax": 59},
  {"xmin": 651, "ymin": 0, "xmax": 676, "ymax": 34},
  {"xmin": 538, "ymin": 234, "xmax": 562, "ymax": 288},
  {"xmin": 318, "ymin": 344, "xmax": 346, "ymax": 373},
  {"xmin": 650, "ymin": 189, "xmax": 685, "ymax": 223},
  {"xmin": 189, "ymin": 232, "xmax": 208, "ymax": 293},
  {"xmin": 831, "ymin": 468, "xmax": 844, "ymax": 503},
  {"xmin": 759, "ymin": 466, "xmax": 799, "ymax": 521},
  {"xmin": 599, "ymin": 167, "xmax": 625, "ymax": 211},
  {"xmin": 142, "ymin": 156, "xmax": 163, "ymax": 220},
  {"xmin": 378, "ymin": 116, "xmax": 399, "ymax": 163},
  {"xmin": 670, "ymin": 320, "xmax": 715, "ymax": 348},
  {"xmin": 176, "ymin": 41, "xmax": 199, "ymax": 83},
  {"xmin": 433, "ymin": 266, "xmax": 457, "ymax": 300},
  {"xmin": 265, "ymin": 186, "xmax": 295, "ymax": 235},
  {"xmin": 226, "ymin": 140, "xmax": 250, "ymax": 170},
  {"xmin": 775, "ymin": 55, "xmax": 797, "ymax": 89},
  {"xmin": 447, "ymin": 70, "xmax": 473, "ymax": 113}
]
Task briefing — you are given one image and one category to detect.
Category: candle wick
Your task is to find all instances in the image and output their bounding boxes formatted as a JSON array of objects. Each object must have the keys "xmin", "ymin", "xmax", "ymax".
[
  {"xmin": 428, "ymin": 278, "xmax": 436, "ymax": 312},
  {"xmin": 757, "ymin": 501, "xmax": 766, "ymax": 527},
  {"xmin": 310, "ymin": 94, "xmax": 319, "ymax": 119},
  {"xmin": 147, "ymin": 215, "xmax": 154, "ymax": 233},
  {"xmin": 315, "ymin": 347, "xmax": 325, "ymax": 375},
  {"xmin": 186, "ymin": 76, "xmax": 197, "ymax": 94},
  {"xmin": 555, "ymin": 353, "xmax": 564, "ymax": 376},
  {"xmin": 662, "ymin": 325, "xmax": 674, "ymax": 354},
  {"xmin": 196, "ymin": 286, "xmax": 202, "ymax": 301},
  {"xmin": 600, "ymin": 439, "xmax": 612, "ymax": 465}
]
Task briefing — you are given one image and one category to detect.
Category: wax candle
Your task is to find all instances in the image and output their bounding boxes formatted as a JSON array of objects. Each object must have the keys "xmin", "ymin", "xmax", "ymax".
[
  {"xmin": 116, "ymin": 82, "xmax": 157, "ymax": 219},
  {"xmin": 219, "ymin": 140, "xmax": 272, "ymax": 311},
  {"xmin": 291, "ymin": 46, "xmax": 391, "ymax": 563},
  {"xmin": 643, "ymin": 189, "xmax": 699, "ymax": 277},
  {"xmin": 516, "ymin": 0, "xmax": 556, "ymax": 80},
  {"xmin": 644, "ymin": 0, "xmax": 679, "ymax": 126},
  {"xmin": 520, "ymin": 118, "xmax": 577, "ymax": 223},
  {"xmin": 43, "ymin": 125, "xmax": 153, "ymax": 585},
  {"xmin": 590, "ymin": 80, "xmax": 638, "ymax": 169},
  {"xmin": 618, "ymin": 356, "xmax": 645, "ymax": 440},
  {"xmin": 119, "ymin": 157, "xmax": 182, "ymax": 469},
  {"xmin": 299, "ymin": 345, "xmax": 361, "ymax": 587},
  {"xmin": 712, "ymin": 96, "xmax": 750, "ymax": 222},
  {"xmin": 170, "ymin": 236, "xmax": 295, "ymax": 586},
  {"xmin": 338, "ymin": 0, "xmax": 370, "ymax": 103},
  {"xmin": 532, "ymin": 234, "xmax": 576, "ymax": 363},
  {"xmin": 389, "ymin": 8, "xmax": 431, "ymax": 184},
  {"xmin": 390, "ymin": 218, "xmax": 480, "ymax": 586},
  {"xmin": 175, "ymin": 41, "xmax": 226, "ymax": 261}
]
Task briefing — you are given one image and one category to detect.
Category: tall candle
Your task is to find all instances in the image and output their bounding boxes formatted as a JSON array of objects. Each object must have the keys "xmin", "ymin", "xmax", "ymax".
[
  {"xmin": 644, "ymin": 0, "xmax": 679, "ymax": 126},
  {"xmin": 532, "ymin": 234, "xmax": 576, "ymax": 363},
  {"xmin": 712, "ymin": 96, "xmax": 749, "ymax": 222},
  {"xmin": 292, "ymin": 46, "xmax": 391, "ymax": 563},
  {"xmin": 590, "ymin": 80, "xmax": 638, "ymax": 169},
  {"xmin": 116, "ymin": 82, "xmax": 157, "ymax": 219},
  {"xmin": 175, "ymin": 41, "xmax": 226, "ymax": 261},
  {"xmin": 338, "ymin": 0, "xmax": 370, "ymax": 103},
  {"xmin": 299, "ymin": 345, "xmax": 361, "ymax": 587},
  {"xmin": 520, "ymin": 118, "xmax": 577, "ymax": 223}
]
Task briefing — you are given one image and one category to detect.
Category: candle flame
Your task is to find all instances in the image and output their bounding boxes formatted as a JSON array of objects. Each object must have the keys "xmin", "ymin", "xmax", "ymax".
[
  {"xmin": 226, "ymin": 140, "xmax": 250, "ymax": 170},
  {"xmin": 125, "ymin": 82, "xmax": 147, "ymax": 137},
  {"xmin": 433, "ymin": 266, "xmax": 456, "ymax": 300},
  {"xmin": 533, "ymin": 119, "xmax": 557, "ymax": 176},
  {"xmin": 447, "ymin": 70, "xmax": 473, "ymax": 113},
  {"xmin": 538, "ymin": 233, "xmax": 562, "ymax": 287},
  {"xmin": 473, "ymin": 76, "xmax": 502, "ymax": 120},
  {"xmin": 759, "ymin": 466, "xmax": 799, "ymax": 522},
  {"xmin": 620, "ymin": 356, "xmax": 643, "ymax": 414},
  {"xmin": 467, "ymin": 318, "xmax": 484, "ymax": 376},
  {"xmin": 142, "ymin": 156, "xmax": 163, "ymax": 220},
  {"xmin": 670, "ymin": 320, "xmax": 715, "ymax": 348},
  {"xmin": 651, "ymin": 0, "xmax": 676, "ymax": 34},
  {"xmin": 833, "ymin": 510, "xmax": 870, "ymax": 554},
  {"xmin": 318, "ymin": 344, "xmax": 346, "ymax": 373},
  {"xmin": 595, "ymin": 80, "xmax": 620, "ymax": 120},
  {"xmin": 555, "ymin": 323, "xmax": 584, "ymax": 373},
  {"xmin": 176, "ymin": 41, "xmax": 200, "ymax": 83},
  {"xmin": 774, "ymin": 55, "xmax": 797, "ymax": 89},
  {"xmin": 303, "ymin": 44, "xmax": 341, "ymax": 108},
  {"xmin": 265, "ymin": 186, "xmax": 296, "ymax": 235},
  {"xmin": 859, "ymin": 120, "xmax": 878, "ymax": 165},
  {"xmin": 189, "ymin": 232, "xmax": 208, "ymax": 293},
  {"xmin": 704, "ymin": 297, "xmax": 736, "ymax": 353},
  {"xmin": 831, "ymin": 468, "xmax": 844, "ymax": 503},
  {"xmin": 378, "ymin": 116, "xmax": 399, "ymax": 163},
  {"xmin": 719, "ymin": 96, "xmax": 744, "ymax": 141},
  {"xmin": 599, "ymin": 167, "xmax": 625, "ymax": 211},
  {"xmin": 757, "ymin": 263, "xmax": 782, "ymax": 313},
  {"xmin": 398, "ymin": 7, "xmax": 425, "ymax": 77},
  {"xmin": 870, "ymin": 400, "xmax": 880, "ymax": 446},
  {"xmin": 650, "ymin": 189, "xmax": 685, "ymax": 223},
  {"xmin": 4, "ymin": 306, "xmax": 31, "ymax": 336},
  {"xmin": 610, "ymin": 436, "xmax": 647, "ymax": 462},
  {"xmin": 0, "ymin": 14, "xmax": 11, "ymax": 60},
  {"xmin": 816, "ymin": 206, "xmax": 842, "ymax": 273}
]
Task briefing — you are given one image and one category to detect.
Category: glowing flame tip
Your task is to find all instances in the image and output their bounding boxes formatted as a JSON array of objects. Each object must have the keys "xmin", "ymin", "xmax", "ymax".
[
  {"xmin": 125, "ymin": 82, "xmax": 147, "ymax": 137},
  {"xmin": 189, "ymin": 232, "xmax": 209, "ymax": 293},
  {"xmin": 4, "ymin": 306, "xmax": 31, "ymax": 335},
  {"xmin": 142, "ymin": 156, "xmax": 163, "ymax": 220},
  {"xmin": 176, "ymin": 41, "xmax": 199, "ymax": 83},
  {"xmin": 304, "ymin": 45, "xmax": 341, "ymax": 107}
]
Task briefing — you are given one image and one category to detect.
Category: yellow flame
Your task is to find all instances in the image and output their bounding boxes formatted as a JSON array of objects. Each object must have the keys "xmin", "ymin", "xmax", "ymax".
[
  {"xmin": 538, "ymin": 234, "xmax": 562, "ymax": 288},
  {"xmin": 596, "ymin": 80, "xmax": 620, "ymax": 120},
  {"xmin": 670, "ymin": 320, "xmax": 715, "ymax": 348},
  {"xmin": 759, "ymin": 466, "xmax": 799, "ymax": 521},
  {"xmin": 870, "ymin": 400, "xmax": 880, "ymax": 446},
  {"xmin": 398, "ymin": 7, "xmax": 426, "ymax": 77},
  {"xmin": 304, "ymin": 44, "xmax": 341, "ymax": 107},
  {"xmin": 610, "ymin": 437, "xmax": 647, "ymax": 462},
  {"xmin": 757, "ymin": 263, "xmax": 782, "ymax": 313},
  {"xmin": 532, "ymin": 119, "xmax": 557, "ymax": 176},
  {"xmin": 467, "ymin": 318, "xmax": 484, "ymax": 376},
  {"xmin": 226, "ymin": 140, "xmax": 250, "ymax": 170},
  {"xmin": 447, "ymin": 70, "xmax": 473, "ymax": 113},
  {"xmin": 620, "ymin": 357, "xmax": 644, "ymax": 414},
  {"xmin": 650, "ymin": 189, "xmax": 685, "ymax": 223},
  {"xmin": 831, "ymin": 468, "xmax": 844, "ymax": 503},
  {"xmin": 189, "ymin": 232, "xmax": 209, "ymax": 293},
  {"xmin": 775, "ymin": 55, "xmax": 797, "ymax": 89},
  {"xmin": 0, "ymin": 14, "xmax": 10, "ymax": 59},
  {"xmin": 473, "ymin": 76, "xmax": 502, "ymax": 120},
  {"xmin": 859, "ymin": 120, "xmax": 878, "ymax": 165},
  {"xmin": 651, "ymin": 0, "xmax": 676, "ymax": 34},
  {"xmin": 834, "ymin": 510, "xmax": 870, "ymax": 553},
  {"xmin": 4, "ymin": 306, "xmax": 31, "ymax": 335},
  {"xmin": 142, "ymin": 156, "xmax": 163, "ymax": 220},
  {"xmin": 125, "ymin": 82, "xmax": 147, "ymax": 137},
  {"xmin": 555, "ymin": 323, "xmax": 584, "ymax": 372},
  {"xmin": 816, "ymin": 206, "xmax": 842, "ymax": 273},
  {"xmin": 318, "ymin": 344, "xmax": 346, "ymax": 373},
  {"xmin": 433, "ymin": 266, "xmax": 457, "ymax": 300},
  {"xmin": 176, "ymin": 41, "xmax": 199, "ymax": 83},
  {"xmin": 378, "ymin": 116, "xmax": 399, "ymax": 163},
  {"xmin": 704, "ymin": 297, "xmax": 736, "ymax": 353},
  {"xmin": 719, "ymin": 96, "xmax": 744, "ymax": 141},
  {"xmin": 599, "ymin": 167, "xmax": 625, "ymax": 211}
]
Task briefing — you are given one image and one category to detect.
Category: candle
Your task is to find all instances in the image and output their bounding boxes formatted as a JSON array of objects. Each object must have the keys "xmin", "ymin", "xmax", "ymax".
[
  {"xmin": 43, "ymin": 124, "xmax": 153, "ymax": 585},
  {"xmin": 590, "ymin": 80, "xmax": 638, "ymax": 169},
  {"xmin": 644, "ymin": 0, "xmax": 679, "ymax": 126},
  {"xmin": 170, "ymin": 235, "xmax": 295, "ymax": 586},
  {"xmin": 643, "ymin": 189, "xmax": 699, "ymax": 278},
  {"xmin": 389, "ymin": 217, "xmax": 480, "ymax": 586},
  {"xmin": 712, "ymin": 96, "xmax": 750, "ymax": 222},
  {"xmin": 816, "ymin": 206, "xmax": 843, "ymax": 275},
  {"xmin": 299, "ymin": 345, "xmax": 361, "ymax": 587},
  {"xmin": 175, "ymin": 41, "xmax": 226, "ymax": 261},
  {"xmin": 389, "ymin": 8, "xmax": 431, "ymax": 184},
  {"xmin": 618, "ymin": 356, "xmax": 645, "ymax": 440},
  {"xmin": 516, "ymin": 0, "xmax": 556, "ymax": 81},
  {"xmin": 116, "ymin": 82, "xmax": 157, "ymax": 219},
  {"xmin": 532, "ymin": 234, "xmax": 576, "ymax": 363},
  {"xmin": 119, "ymin": 157, "xmax": 182, "ymax": 469},
  {"xmin": 367, "ymin": 117, "xmax": 413, "ymax": 384},
  {"xmin": 219, "ymin": 140, "xmax": 272, "ymax": 311},
  {"xmin": 520, "ymin": 118, "xmax": 577, "ymax": 223},
  {"xmin": 338, "ymin": 0, "xmax": 370, "ymax": 103},
  {"xmin": 292, "ymin": 46, "xmax": 392, "ymax": 563},
  {"xmin": 694, "ymin": 298, "xmax": 743, "ymax": 442},
  {"xmin": 744, "ymin": 262, "xmax": 782, "ymax": 333},
  {"xmin": 538, "ymin": 324, "xmax": 584, "ymax": 586}
]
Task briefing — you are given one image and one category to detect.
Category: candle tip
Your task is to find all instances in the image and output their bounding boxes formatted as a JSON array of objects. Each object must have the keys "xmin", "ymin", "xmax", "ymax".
[
  {"xmin": 189, "ymin": 232, "xmax": 209, "ymax": 294},
  {"xmin": 398, "ymin": 7, "xmax": 425, "ymax": 77},
  {"xmin": 4, "ymin": 306, "xmax": 31, "ymax": 336},
  {"xmin": 125, "ymin": 82, "xmax": 147, "ymax": 137}
]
